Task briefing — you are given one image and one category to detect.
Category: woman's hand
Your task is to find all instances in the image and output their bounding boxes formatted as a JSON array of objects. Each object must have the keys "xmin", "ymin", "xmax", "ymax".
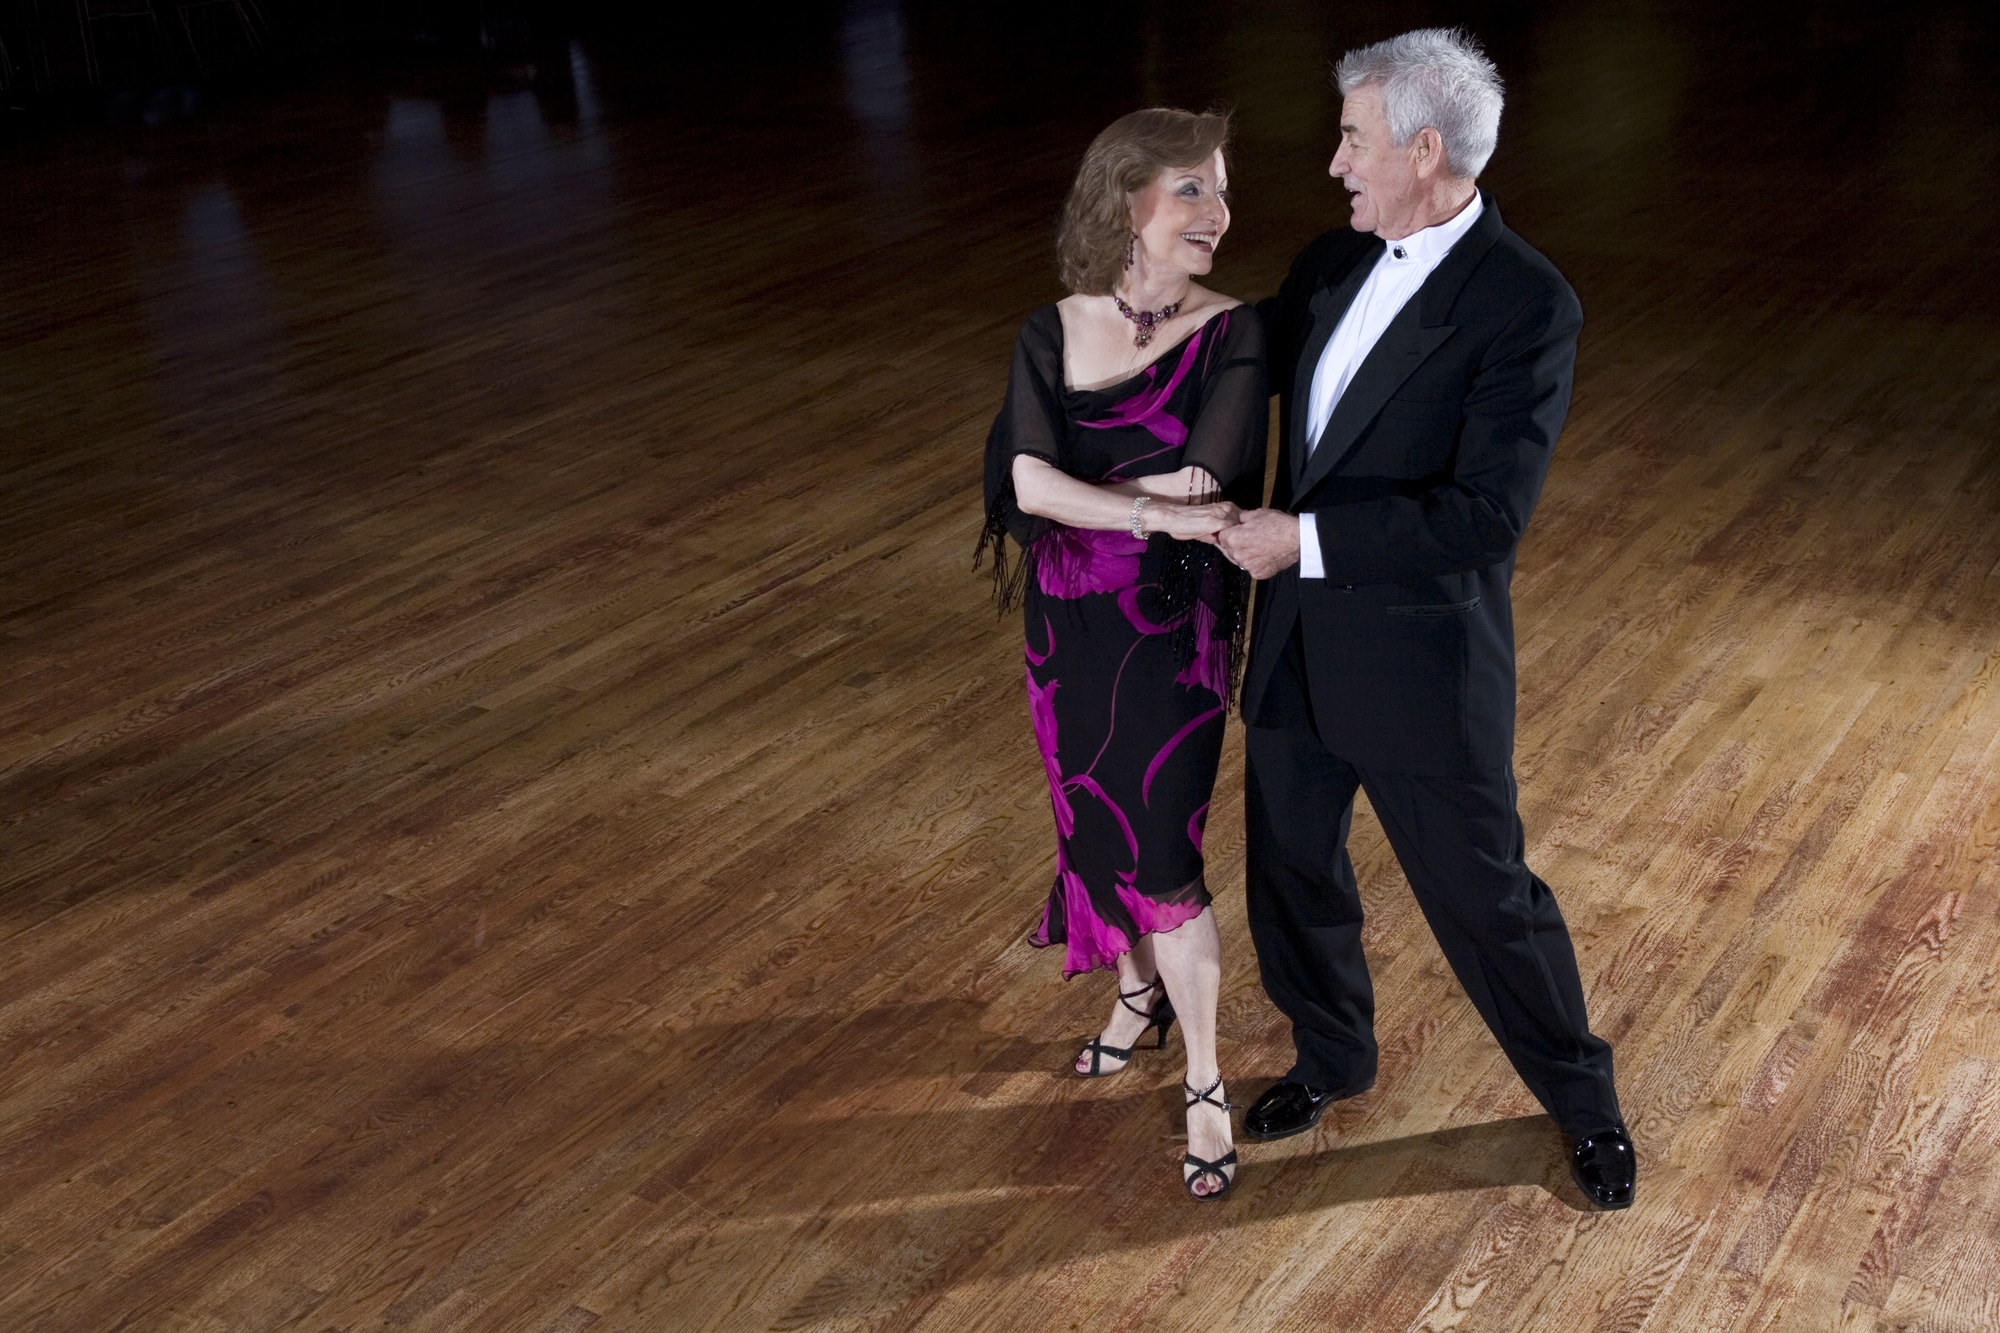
[{"xmin": 1144, "ymin": 499, "xmax": 1241, "ymax": 543}]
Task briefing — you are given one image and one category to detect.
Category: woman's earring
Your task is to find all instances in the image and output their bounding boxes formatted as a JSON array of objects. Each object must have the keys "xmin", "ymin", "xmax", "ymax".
[{"xmin": 1124, "ymin": 230, "xmax": 1136, "ymax": 270}]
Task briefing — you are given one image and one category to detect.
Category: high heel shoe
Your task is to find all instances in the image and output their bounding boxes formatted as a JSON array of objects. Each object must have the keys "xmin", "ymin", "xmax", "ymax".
[
  {"xmin": 1073, "ymin": 977, "xmax": 1177, "ymax": 1078},
  {"xmin": 1181, "ymin": 1073, "xmax": 1238, "ymax": 1202}
]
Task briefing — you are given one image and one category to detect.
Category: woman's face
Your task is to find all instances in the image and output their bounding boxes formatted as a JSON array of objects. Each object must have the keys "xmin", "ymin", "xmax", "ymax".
[{"xmin": 1128, "ymin": 149, "xmax": 1231, "ymax": 280}]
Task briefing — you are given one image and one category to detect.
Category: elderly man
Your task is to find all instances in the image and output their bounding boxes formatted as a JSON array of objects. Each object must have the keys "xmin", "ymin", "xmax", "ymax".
[{"xmin": 1217, "ymin": 28, "xmax": 1635, "ymax": 1209}]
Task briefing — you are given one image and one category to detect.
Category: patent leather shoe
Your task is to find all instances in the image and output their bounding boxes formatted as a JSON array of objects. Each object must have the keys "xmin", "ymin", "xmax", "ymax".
[
  {"xmin": 1569, "ymin": 1127, "xmax": 1636, "ymax": 1210},
  {"xmin": 1243, "ymin": 1080, "xmax": 1330, "ymax": 1141}
]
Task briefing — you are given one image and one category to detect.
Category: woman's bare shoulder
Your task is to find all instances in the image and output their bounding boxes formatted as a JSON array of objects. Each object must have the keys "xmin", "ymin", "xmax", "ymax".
[
  {"xmin": 1184, "ymin": 283, "xmax": 1245, "ymax": 316},
  {"xmin": 1055, "ymin": 292, "xmax": 1114, "ymax": 329}
]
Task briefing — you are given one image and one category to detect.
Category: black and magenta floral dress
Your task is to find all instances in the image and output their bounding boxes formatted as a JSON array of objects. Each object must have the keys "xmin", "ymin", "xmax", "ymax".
[{"xmin": 978, "ymin": 303, "xmax": 1267, "ymax": 977}]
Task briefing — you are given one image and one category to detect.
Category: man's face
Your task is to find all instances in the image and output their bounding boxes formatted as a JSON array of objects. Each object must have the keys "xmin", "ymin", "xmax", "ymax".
[{"xmin": 1328, "ymin": 84, "xmax": 1420, "ymax": 238}]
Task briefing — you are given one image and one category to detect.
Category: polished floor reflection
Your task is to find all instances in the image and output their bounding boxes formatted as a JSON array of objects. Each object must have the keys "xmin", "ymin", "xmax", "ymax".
[{"xmin": 4, "ymin": 3, "xmax": 2000, "ymax": 1330}]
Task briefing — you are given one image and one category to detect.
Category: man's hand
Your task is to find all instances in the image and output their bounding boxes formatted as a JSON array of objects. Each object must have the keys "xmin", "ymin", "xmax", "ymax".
[{"xmin": 1217, "ymin": 509, "xmax": 1302, "ymax": 579}]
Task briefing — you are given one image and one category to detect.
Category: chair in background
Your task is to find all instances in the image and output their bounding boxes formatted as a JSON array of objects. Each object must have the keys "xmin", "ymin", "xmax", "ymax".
[
  {"xmin": 75, "ymin": 0, "xmax": 174, "ymax": 85},
  {"xmin": 172, "ymin": 0, "xmax": 266, "ymax": 73}
]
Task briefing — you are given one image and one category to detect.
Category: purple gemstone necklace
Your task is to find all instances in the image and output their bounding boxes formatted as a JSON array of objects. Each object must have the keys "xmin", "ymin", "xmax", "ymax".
[{"xmin": 1113, "ymin": 293, "xmax": 1184, "ymax": 349}]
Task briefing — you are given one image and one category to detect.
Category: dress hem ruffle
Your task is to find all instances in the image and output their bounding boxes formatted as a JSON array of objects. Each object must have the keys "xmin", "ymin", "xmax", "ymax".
[{"xmin": 1029, "ymin": 866, "xmax": 1212, "ymax": 979}]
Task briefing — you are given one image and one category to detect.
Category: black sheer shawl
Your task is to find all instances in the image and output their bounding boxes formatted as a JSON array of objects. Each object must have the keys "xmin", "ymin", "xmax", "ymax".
[{"xmin": 974, "ymin": 303, "xmax": 1269, "ymax": 703}]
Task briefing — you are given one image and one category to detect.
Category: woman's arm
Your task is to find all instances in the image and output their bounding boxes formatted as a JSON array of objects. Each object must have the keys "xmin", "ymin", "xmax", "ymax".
[
  {"xmin": 1012, "ymin": 455, "xmax": 1238, "ymax": 542},
  {"xmin": 1107, "ymin": 465, "xmax": 1225, "ymax": 502}
]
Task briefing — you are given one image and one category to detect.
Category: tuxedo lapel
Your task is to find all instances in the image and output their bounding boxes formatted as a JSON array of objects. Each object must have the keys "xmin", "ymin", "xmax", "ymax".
[
  {"xmin": 1290, "ymin": 247, "xmax": 1380, "ymax": 489},
  {"xmin": 1294, "ymin": 194, "xmax": 1506, "ymax": 501},
  {"xmin": 1297, "ymin": 307, "xmax": 1456, "ymax": 495}
]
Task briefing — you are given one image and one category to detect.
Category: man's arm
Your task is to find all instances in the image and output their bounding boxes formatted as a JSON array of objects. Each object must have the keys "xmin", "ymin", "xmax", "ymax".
[
  {"xmin": 1224, "ymin": 236, "xmax": 1348, "ymax": 580},
  {"xmin": 1255, "ymin": 267, "xmax": 1308, "ymax": 401},
  {"xmin": 1257, "ymin": 229, "xmax": 1361, "ymax": 407}
]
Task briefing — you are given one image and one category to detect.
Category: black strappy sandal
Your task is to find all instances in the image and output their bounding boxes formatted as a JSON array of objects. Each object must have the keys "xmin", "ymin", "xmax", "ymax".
[
  {"xmin": 1073, "ymin": 977, "xmax": 1177, "ymax": 1078},
  {"xmin": 1182, "ymin": 1073, "xmax": 1239, "ymax": 1201}
]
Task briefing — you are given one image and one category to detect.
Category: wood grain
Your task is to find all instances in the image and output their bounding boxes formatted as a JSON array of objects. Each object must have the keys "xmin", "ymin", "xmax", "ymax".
[{"xmin": 4, "ymin": 4, "xmax": 2000, "ymax": 1330}]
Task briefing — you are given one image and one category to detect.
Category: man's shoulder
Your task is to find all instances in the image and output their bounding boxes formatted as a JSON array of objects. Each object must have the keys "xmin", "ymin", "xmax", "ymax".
[{"xmin": 1471, "ymin": 219, "xmax": 1579, "ymax": 313}]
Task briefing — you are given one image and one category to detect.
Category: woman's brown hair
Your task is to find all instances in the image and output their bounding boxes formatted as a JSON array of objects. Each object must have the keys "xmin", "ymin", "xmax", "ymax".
[{"xmin": 1057, "ymin": 107, "xmax": 1232, "ymax": 296}]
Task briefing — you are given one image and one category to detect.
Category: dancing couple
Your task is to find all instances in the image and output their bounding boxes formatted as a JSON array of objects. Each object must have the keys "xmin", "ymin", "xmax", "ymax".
[{"xmin": 977, "ymin": 28, "xmax": 1637, "ymax": 1209}]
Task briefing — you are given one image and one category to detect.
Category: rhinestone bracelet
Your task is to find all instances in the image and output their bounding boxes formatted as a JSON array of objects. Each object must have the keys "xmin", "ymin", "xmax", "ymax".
[{"xmin": 1129, "ymin": 496, "xmax": 1150, "ymax": 540}]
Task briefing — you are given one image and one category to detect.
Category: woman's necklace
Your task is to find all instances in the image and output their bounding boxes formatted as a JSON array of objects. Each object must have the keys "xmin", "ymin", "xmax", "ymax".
[{"xmin": 1112, "ymin": 293, "xmax": 1184, "ymax": 349}]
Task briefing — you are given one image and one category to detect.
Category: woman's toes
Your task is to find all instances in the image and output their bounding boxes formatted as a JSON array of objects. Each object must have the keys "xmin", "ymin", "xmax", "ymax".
[
  {"xmin": 1076, "ymin": 1044, "xmax": 1129, "ymax": 1075},
  {"xmin": 1184, "ymin": 1166, "xmax": 1228, "ymax": 1197}
]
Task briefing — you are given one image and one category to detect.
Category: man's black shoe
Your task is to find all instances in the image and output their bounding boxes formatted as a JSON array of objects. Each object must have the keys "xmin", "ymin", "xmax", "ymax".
[
  {"xmin": 1569, "ymin": 1128, "xmax": 1636, "ymax": 1210},
  {"xmin": 1244, "ymin": 1080, "xmax": 1331, "ymax": 1141}
]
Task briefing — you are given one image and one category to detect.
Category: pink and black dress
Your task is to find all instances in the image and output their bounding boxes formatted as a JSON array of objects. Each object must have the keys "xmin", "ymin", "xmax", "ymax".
[{"xmin": 977, "ymin": 303, "xmax": 1268, "ymax": 977}]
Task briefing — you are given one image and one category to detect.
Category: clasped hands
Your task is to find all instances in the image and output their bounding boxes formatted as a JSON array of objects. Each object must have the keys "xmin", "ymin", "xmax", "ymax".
[{"xmin": 1153, "ymin": 501, "xmax": 1301, "ymax": 580}]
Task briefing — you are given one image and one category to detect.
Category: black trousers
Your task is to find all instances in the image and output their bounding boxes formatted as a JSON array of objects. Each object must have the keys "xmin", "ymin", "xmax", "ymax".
[{"xmin": 1244, "ymin": 629, "xmax": 1624, "ymax": 1138}]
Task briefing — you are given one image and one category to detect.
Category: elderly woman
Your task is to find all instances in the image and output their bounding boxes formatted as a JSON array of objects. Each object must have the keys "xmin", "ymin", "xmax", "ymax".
[{"xmin": 977, "ymin": 108, "xmax": 1267, "ymax": 1201}]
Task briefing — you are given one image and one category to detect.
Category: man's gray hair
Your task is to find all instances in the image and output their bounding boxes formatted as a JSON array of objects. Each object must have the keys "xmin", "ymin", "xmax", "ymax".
[{"xmin": 1336, "ymin": 28, "xmax": 1504, "ymax": 180}]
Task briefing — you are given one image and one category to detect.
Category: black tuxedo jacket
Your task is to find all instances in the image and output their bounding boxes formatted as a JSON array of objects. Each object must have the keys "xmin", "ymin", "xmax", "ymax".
[{"xmin": 1246, "ymin": 194, "xmax": 1582, "ymax": 776}]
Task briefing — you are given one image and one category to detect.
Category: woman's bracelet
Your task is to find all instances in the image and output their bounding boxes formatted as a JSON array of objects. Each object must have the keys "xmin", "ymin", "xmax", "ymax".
[{"xmin": 1129, "ymin": 496, "xmax": 1150, "ymax": 539}]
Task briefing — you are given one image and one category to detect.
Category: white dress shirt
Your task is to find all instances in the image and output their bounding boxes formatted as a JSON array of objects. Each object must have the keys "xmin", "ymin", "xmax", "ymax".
[{"xmin": 1298, "ymin": 193, "xmax": 1484, "ymax": 578}]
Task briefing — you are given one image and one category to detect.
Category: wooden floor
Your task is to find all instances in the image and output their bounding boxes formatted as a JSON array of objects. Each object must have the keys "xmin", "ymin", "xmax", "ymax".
[{"xmin": 5, "ymin": 4, "xmax": 2000, "ymax": 1329}]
